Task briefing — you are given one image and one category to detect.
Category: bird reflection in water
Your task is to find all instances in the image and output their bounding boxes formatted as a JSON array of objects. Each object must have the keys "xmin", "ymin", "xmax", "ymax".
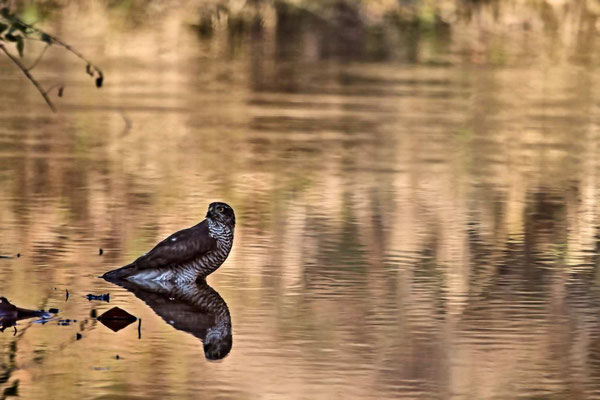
[{"xmin": 104, "ymin": 278, "xmax": 232, "ymax": 360}]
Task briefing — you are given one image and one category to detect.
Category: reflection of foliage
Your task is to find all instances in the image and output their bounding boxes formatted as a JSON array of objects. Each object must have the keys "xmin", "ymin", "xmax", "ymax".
[{"xmin": 0, "ymin": 4, "xmax": 103, "ymax": 112}]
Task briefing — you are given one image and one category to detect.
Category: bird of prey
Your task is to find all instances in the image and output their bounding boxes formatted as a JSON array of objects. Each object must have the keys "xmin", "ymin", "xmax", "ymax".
[{"xmin": 102, "ymin": 202, "xmax": 235, "ymax": 283}]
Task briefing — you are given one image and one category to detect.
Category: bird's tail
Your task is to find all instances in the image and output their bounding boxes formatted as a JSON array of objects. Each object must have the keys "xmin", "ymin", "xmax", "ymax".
[{"xmin": 101, "ymin": 263, "xmax": 135, "ymax": 281}]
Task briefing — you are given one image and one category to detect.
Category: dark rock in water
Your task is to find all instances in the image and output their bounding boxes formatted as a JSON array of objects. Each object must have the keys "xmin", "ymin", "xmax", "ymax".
[
  {"xmin": 99, "ymin": 248, "xmax": 103, "ymax": 256},
  {"xmin": 48, "ymin": 308, "xmax": 59, "ymax": 314},
  {"xmin": 76, "ymin": 333, "xmax": 82, "ymax": 340},
  {"xmin": 86, "ymin": 293, "xmax": 110, "ymax": 302},
  {"xmin": 97, "ymin": 307, "xmax": 137, "ymax": 332}
]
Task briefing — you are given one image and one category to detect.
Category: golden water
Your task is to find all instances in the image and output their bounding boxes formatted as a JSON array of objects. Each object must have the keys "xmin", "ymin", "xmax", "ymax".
[{"xmin": 2, "ymin": 3, "xmax": 600, "ymax": 399}]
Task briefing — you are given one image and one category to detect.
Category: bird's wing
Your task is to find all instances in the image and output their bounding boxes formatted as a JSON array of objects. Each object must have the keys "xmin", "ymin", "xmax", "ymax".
[{"xmin": 132, "ymin": 220, "xmax": 217, "ymax": 270}]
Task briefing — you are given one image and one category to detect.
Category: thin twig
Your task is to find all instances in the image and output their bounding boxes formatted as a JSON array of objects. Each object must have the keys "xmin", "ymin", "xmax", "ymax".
[
  {"xmin": 26, "ymin": 43, "xmax": 48, "ymax": 71},
  {"xmin": 12, "ymin": 16, "xmax": 103, "ymax": 80},
  {"xmin": 120, "ymin": 110, "xmax": 132, "ymax": 137},
  {"xmin": 0, "ymin": 43, "xmax": 55, "ymax": 112},
  {"xmin": 45, "ymin": 83, "xmax": 64, "ymax": 94}
]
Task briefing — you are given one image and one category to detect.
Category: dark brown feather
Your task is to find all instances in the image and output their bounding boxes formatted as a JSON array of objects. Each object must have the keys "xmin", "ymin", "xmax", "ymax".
[
  {"xmin": 132, "ymin": 220, "xmax": 217, "ymax": 269},
  {"xmin": 102, "ymin": 220, "xmax": 217, "ymax": 280}
]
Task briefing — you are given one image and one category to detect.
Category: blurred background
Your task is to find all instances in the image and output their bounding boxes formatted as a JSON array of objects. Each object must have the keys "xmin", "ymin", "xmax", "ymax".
[{"xmin": 2, "ymin": 0, "xmax": 600, "ymax": 399}]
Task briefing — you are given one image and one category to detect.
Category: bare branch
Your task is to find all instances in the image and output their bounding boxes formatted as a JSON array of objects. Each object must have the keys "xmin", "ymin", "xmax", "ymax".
[
  {"xmin": 11, "ymin": 16, "xmax": 104, "ymax": 83},
  {"xmin": 26, "ymin": 42, "xmax": 48, "ymax": 71},
  {"xmin": 0, "ymin": 43, "xmax": 56, "ymax": 112}
]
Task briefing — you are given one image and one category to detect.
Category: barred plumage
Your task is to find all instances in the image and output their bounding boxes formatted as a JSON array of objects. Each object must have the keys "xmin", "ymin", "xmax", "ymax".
[
  {"xmin": 107, "ymin": 278, "xmax": 232, "ymax": 359},
  {"xmin": 102, "ymin": 202, "xmax": 235, "ymax": 283}
]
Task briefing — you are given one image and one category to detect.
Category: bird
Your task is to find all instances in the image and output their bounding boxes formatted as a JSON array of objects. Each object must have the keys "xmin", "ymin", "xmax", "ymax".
[{"xmin": 102, "ymin": 202, "xmax": 235, "ymax": 283}]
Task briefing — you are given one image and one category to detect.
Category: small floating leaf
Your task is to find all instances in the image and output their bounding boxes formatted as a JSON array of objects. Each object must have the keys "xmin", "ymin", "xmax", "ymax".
[
  {"xmin": 85, "ymin": 293, "xmax": 110, "ymax": 302},
  {"xmin": 97, "ymin": 307, "xmax": 137, "ymax": 332}
]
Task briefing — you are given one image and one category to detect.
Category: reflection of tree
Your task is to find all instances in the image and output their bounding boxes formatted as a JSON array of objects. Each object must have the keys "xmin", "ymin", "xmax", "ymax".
[{"xmin": 4, "ymin": 1, "xmax": 600, "ymax": 397}]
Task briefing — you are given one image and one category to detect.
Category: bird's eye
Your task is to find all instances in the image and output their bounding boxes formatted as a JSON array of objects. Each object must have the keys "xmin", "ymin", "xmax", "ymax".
[{"xmin": 217, "ymin": 206, "xmax": 224, "ymax": 213}]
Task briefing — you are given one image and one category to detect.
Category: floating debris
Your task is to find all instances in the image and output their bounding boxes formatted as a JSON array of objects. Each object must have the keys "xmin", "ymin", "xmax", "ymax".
[
  {"xmin": 97, "ymin": 307, "xmax": 137, "ymax": 332},
  {"xmin": 86, "ymin": 293, "xmax": 110, "ymax": 302},
  {"xmin": 65, "ymin": 289, "xmax": 70, "ymax": 301},
  {"xmin": 115, "ymin": 354, "xmax": 120, "ymax": 360},
  {"xmin": 99, "ymin": 248, "xmax": 103, "ymax": 256},
  {"xmin": 0, "ymin": 297, "xmax": 52, "ymax": 331},
  {"xmin": 16, "ymin": 253, "xmax": 20, "ymax": 258}
]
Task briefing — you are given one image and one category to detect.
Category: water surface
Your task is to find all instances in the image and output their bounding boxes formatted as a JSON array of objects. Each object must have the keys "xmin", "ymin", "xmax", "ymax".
[{"xmin": 2, "ymin": 3, "xmax": 600, "ymax": 399}]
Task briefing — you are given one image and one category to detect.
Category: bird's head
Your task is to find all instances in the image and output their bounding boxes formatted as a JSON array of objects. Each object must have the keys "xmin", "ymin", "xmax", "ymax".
[
  {"xmin": 203, "ymin": 326, "xmax": 233, "ymax": 360},
  {"xmin": 206, "ymin": 202, "xmax": 235, "ymax": 227}
]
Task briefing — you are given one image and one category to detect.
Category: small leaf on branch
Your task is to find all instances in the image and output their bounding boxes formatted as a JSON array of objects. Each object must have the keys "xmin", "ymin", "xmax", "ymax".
[
  {"xmin": 58, "ymin": 86, "xmax": 64, "ymax": 97},
  {"xmin": 41, "ymin": 33, "xmax": 52, "ymax": 44},
  {"xmin": 16, "ymin": 36, "xmax": 24, "ymax": 57},
  {"xmin": 95, "ymin": 75, "xmax": 103, "ymax": 88},
  {"xmin": 13, "ymin": 22, "xmax": 27, "ymax": 33}
]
